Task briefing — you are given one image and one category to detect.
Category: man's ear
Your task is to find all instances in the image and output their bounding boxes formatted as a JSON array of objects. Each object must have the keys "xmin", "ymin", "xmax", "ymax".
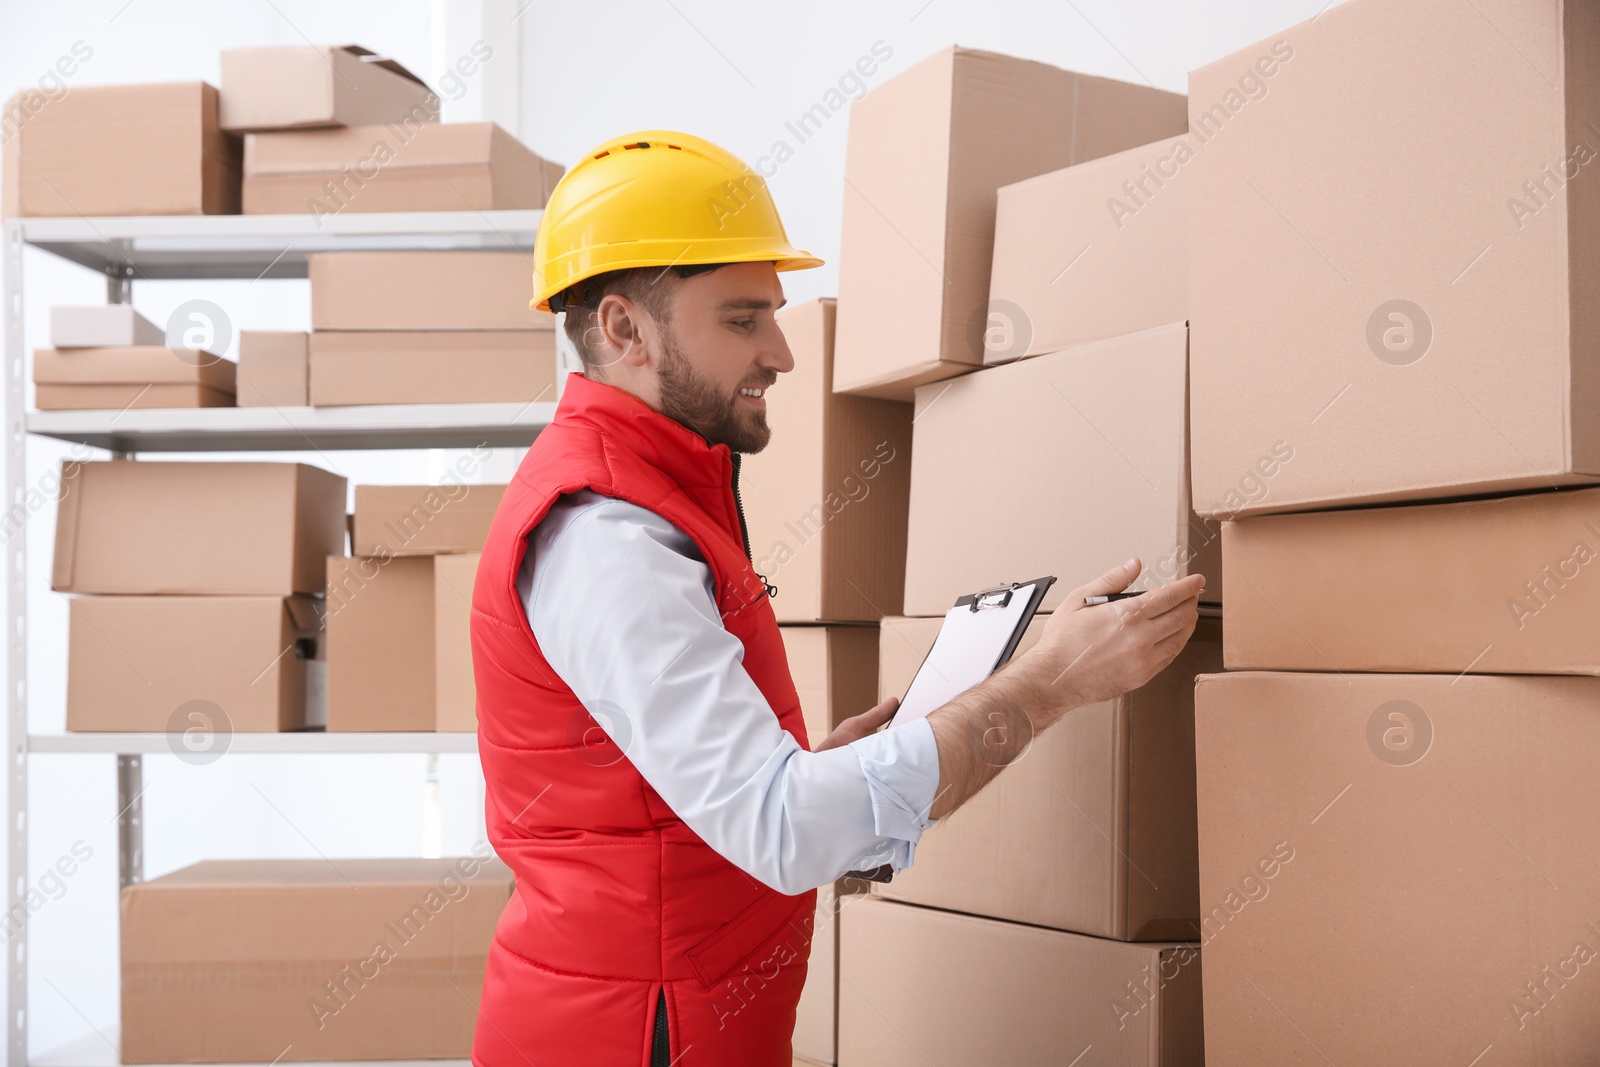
[{"xmin": 595, "ymin": 293, "xmax": 654, "ymax": 370}]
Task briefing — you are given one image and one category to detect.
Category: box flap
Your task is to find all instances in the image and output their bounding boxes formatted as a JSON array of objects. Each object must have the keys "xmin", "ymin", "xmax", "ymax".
[{"xmin": 334, "ymin": 45, "xmax": 429, "ymax": 88}]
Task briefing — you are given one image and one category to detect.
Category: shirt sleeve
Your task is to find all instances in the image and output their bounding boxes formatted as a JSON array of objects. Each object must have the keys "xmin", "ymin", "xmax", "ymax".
[{"xmin": 519, "ymin": 491, "xmax": 943, "ymax": 896}]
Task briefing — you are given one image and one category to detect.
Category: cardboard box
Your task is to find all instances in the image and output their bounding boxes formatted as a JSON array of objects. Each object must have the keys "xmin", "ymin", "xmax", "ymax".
[
  {"xmin": 987, "ymin": 138, "xmax": 1190, "ymax": 363},
  {"xmin": 237, "ymin": 331, "xmax": 308, "ymax": 407},
  {"xmin": 1194, "ymin": 670, "xmax": 1600, "ymax": 1063},
  {"xmin": 121, "ymin": 855, "xmax": 513, "ymax": 1063},
  {"xmin": 875, "ymin": 613, "xmax": 1220, "ymax": 940},
  {"xmin": 354, "ymin": 483, "xmax": 506, "ymax": 557},
  {"xmin": 243, "ymin": 121, "xmax": 563, "ymax": 214},
  {"xmin": 794, "ymin": 881, "xmax": 839, "ymax": 1066},
  {"xmin": 832, "ymin": 46, "xmax": 1188, "ymax": 401},
  {"xmin": 839, "ymin": 897, "xmax": 1203, "ymax": 1066},
  {"xmin": 50, "ymin": 305, "xmax": 163, "ymax": 348},
  {"xmin": 52, "ymin": 461, "xmax": 345, "ymax": 596},
  {"xmin": 904, "ymin": 323, "xmax": 1218, "ymax": 616},
  {"xmin": 1224, "ymin": 485, "xmax": 1600, "ymax": 674},
  {"xmin": 67, "ymin": 595, "xmax": 320, "ymax": 732},
  {"xmin": 8, "ymin": 82, "xmax": 240, "ymax": 216},
  {"xmin": 742, "ymin": 300, "xmax": 913, "ymax": 622},
  {"xmin": 1189, "ymin": 0, "xmax": 1600, "ymax": 517},
  {"xmin": 308, "ymin": 330, "xmax": 556, "ymax": 406},
  {"xmin": 434, "ymin": 552, "xmax": 479, "ymax": 733},
  {"xmin": 33, "ymin": 346, "xmax": 236, "ymax": 411},
  {"xmin": 309, "ymin": 252, "xmax": 557, "ymax": 332},
  {"xmin": 220, "ymin": 45, "xmax": 434, "ymax": 132},
  {"xmin": 327, "ymin": 553, "xmax": 479, "ymax": 731},
  {"xmin": 779, "ymin": 623, "xmax": 879, "ymax": 751}
]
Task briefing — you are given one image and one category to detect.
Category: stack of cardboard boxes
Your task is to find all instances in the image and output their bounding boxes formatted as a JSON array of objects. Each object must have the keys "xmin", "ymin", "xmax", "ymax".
[
  {"xmin": 308, "ymin": 250, "xmax": 557, "ymax": 406},
  {"xmin": 325, "ymin": 481, "xmax": 504, "ymax": 731},
  {"xmin": 820, "ymin": 44, "xmax": 1217, "ymax": 1067},
  {"xmin": 1187, "ymin": 1, "xmax": 1600, "ymax": 1061},
  {"xmin": 34, "ymin": 305, "xmax": 237, "ymax": 409}
]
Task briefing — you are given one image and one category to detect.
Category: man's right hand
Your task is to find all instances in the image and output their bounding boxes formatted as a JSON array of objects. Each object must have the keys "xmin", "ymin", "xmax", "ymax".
[{"xmin": 1022, "ymin": 557, "xmax": 1205, "ymax": 725}]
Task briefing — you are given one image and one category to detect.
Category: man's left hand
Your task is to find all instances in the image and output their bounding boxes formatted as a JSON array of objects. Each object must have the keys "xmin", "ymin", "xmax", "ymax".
[{"xmin": 813, "ymin": 697, "xmax": 900, "ymax": 752}]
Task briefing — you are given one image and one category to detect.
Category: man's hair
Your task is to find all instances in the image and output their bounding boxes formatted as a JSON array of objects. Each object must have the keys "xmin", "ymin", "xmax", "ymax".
[{"xmin": 558, "ymin": 264, "xmax": 722, "ymax": 377}]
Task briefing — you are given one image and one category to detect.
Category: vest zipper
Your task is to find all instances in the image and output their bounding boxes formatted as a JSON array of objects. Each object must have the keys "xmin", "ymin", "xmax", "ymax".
[{"xmin": 728, "ymin": 452, "xmax": 777, "ymax": 599}]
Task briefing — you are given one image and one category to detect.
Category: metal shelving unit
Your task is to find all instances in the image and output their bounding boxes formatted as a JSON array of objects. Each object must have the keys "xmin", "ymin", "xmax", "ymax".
[{"xmin": 4, "ymin": 210, "xmax": 554, "ymax": 1067}]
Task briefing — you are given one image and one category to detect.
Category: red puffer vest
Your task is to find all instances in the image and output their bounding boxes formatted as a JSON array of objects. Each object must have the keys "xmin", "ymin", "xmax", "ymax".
[{"xmin": 469, "ymin": 372, "xmax": 818, "ymax": 1067}]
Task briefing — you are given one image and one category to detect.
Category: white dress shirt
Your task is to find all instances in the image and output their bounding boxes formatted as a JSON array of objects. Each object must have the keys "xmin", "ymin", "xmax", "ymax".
[{"xmin": 517, "ymin": 488, "xmax": 942, "ymax": 896}]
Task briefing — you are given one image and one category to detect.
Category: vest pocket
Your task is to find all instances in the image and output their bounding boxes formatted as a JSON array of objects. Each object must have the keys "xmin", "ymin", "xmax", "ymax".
[{"xmin": 684, "ymin": 888, "xmax": 809, "ymax": 990}]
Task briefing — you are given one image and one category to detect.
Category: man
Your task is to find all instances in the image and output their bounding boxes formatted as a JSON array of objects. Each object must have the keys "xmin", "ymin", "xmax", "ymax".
[{"xmin": 469, "ymin": 130, "xmax": 1204, "ymax": 1067}]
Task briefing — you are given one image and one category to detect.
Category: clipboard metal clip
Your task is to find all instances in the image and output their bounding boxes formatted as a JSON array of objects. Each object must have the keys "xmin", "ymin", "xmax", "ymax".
[{"xmin": 969, "ymin": 582, "xmax": 1019, "ymax": 612}]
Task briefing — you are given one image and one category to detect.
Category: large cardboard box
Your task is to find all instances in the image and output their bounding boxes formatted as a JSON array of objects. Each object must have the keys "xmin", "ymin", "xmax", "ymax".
[
  {"xmin": 780, "ymin": 623, "xmax": 880, "ymax": 745},
  {"xmin": 987, "ymin": 138, "xmax": 1190, "ymax": 363},
  {"xmin": 243, "ymin": 121, "xmax": 562, "ymax": 214},
  {"xmin": 353, "ymin": 483, "xmax": 506, "ymax": 556},
  {"xmin": 794, "ymin": 881, "xmax": 839, "ymax": 1067},
  {"xmin": 8, "ymin": 82, "xmax": 240, "ymax": 216},
  {"xmin": 1224, "ymin": 485, "xmax": 1600, "ymax": 675},
  {"xmin": 434, "ymin": 552, "xmax": 479, "ymax": 733},
  {"xmin": 839, "ymin": 897, "xmax": 1203, "ymax": 1066},
  {"xmin": 1194, "ymin": 670, "xmax": 1600, "ymax": 1063},
  {"xmin": 904, "ymin": 323, "xmax": 1218, "ymax": 616},
  {"xmin": 49, "ymin": 305, "xmax": 162, "ymax": 348},
  {"xmin": 52, "ymin": 461, "xmax": 345, "ymax": 596},
  {"xmin": 1189, "ymin": 0, "xmax": 1600, "ymax": 517},
  {"xmin": 237, "ymin": 331, "xmax": 309, "ymax": 407},
  {"xmin": 121, "ymin": 855, "xmax": 513, "ymax": 1063},
  {"xmin": 308, "ymin": 330, "xmax": 556, "ymax": 406},
  {"xmin": 832, "ymin": 46, "xmax": 1188, "ymax": 400},
  {"xmin": 875, "ymin": 613, "xmax": 1220, "ymax": 940},
  {"xmin": 67, "ymin": 595, "xmax": 321, "ymax": 732},
  {"xmin": 326, "ymin": 553, "xmax": 477, "ymax": 731},
  {"xmin": 220, "ymin": 45, "xmax": 434, "ymax": 132},
  {"xmin": 309, "ymin": 251, "xmax": 556, "ymax": 332},
  {"xmin": 742, "ymin": 300, "xmax": 913, "ymax": 622},
  {"xmin": 33, "ymin": 346, "xmax": 236, "ymax": 410}
]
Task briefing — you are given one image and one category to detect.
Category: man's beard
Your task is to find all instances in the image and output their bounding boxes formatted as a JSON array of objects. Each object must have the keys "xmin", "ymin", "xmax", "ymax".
[{"xmin": 656, "ymin": 328, "xmax": 774, "ymax": 454}]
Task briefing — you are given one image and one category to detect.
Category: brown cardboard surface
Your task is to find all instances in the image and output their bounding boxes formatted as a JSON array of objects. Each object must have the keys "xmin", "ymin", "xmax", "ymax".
[
  {"xmin": 904, "ymin": 323, "xmax": 1218, "ymax": 615},
  {"xmin": 307, "ymin": 329, "xmax": 556, "ymax": 406},
  {"xmin": 1224, "ymin": 485, "xmax": 1600, "ymax": 674},
  {"xmin": 1194, "ymin": 670, "xmax": 1600, "ymax": 1063},
  {"xmin": 325, "ymin": 555, "xmax": 436, "ymax": 731},
  {"xmin": 219, "ymin": 45, "xmax": 433, "ymax": 132},
  {"xmin": 988, "ymin": 138, "xmax": 1190, "ymax": 363},
  {"xmin": 839, "ymin": 897, "xmax": 1203, "ymax": 1066},
  {"xmin": 1189, "ymin": 0, "xmax": 1600, "ymax": 517},
  {"xmin": 11, "ymin": 82, "xmax": 240, "ymax": 216},
  {"xmin": 353, "ymin": 483, "xmax": 506, "ymax": 556},
  {"xmin": 32, "ymin": 347, "xmax": 236, "ymax": 390},
  {"xmin": 242, "ymin": 121, "xmax": 562, "ymax": 214},
  {"xmin": 794, "ymin": 881, "xmax": 839, "ymax": 1066},
  {"xmin": 33, "ymin": 383, "xmax": 235, "ymax": 410},
  {"xmin": 49, "ymin": 305, "xmax": 163, "ymax": 348},
  {"xmin": 832, "ymin": 46, "xmax": 1188, "ymax": 400},
  {"xmin": 51, "ymin": 460, "xmax": 345, "ymax": 596},
  {"xmin": 237, "ymin": 331, "xmax": 308, "ymax": 407},
  {"xmin": 309, "ymin": 251, "xmax": 557, "ymax": 332},
  {"xmin": 121, "ymin": 855, "xmax": 512, "ymax": 1062},
  {"xmin": 875, "ymin": 614, "xmax": 1220, "ymax": 940},
  {"xmin": 67, "ymin": 595, "xmax": 319, "ymax": 732},
  {"xmin": 433, "ymin": 552, "xmax": 479, "ymax": 732},
  {"xmin": 779, "ymin": 624, "xmax": 880, "ymax": 751},
  {"xmin": 742, "ymin": 300, "xmax": 913, "ymax": 621}
]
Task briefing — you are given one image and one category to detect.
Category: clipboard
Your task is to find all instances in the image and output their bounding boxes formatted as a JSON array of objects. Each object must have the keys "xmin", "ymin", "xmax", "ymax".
[
  {"xmin": 844, "ymin": 576, "xmax": 1055, "ymax": 885},
  {"xmin": 889, "ymin": 575, "xmax": 1056, "ymax": 726}
]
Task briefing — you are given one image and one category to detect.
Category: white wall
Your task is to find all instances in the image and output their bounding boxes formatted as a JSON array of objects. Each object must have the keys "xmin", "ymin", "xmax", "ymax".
[{"xmin": 1, "ymin": 0, "xmax": 1330, "ymax": 1057}]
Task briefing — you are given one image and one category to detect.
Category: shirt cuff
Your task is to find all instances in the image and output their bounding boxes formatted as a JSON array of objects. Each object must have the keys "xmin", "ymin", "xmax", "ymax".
[{"xmin": 845, "ymin": 716, "xmax": 942, "ymax": 872}]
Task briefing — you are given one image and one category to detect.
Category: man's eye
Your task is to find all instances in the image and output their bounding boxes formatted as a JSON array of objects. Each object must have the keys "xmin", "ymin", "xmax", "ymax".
[{"xmin": 731, "ymin": 319, "xmax": 756, "ymax": 331}]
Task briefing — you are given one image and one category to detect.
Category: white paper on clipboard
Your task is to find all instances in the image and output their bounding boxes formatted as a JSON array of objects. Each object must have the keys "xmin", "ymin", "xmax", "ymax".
[{"xmin": 891, "ymin": 578, "xmax": 1052, "ymax": 726}]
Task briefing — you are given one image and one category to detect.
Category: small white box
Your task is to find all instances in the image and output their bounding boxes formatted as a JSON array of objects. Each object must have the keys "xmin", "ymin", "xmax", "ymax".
[{"xmin": 50, "ymin": 306, "xmax": 163, "ymax": 348}]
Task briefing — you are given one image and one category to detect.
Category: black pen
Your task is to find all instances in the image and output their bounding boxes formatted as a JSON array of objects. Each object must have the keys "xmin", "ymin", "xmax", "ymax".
[{"xmin": 1083, "ymin": 591, "xmax": 1145, "ymax": 605}]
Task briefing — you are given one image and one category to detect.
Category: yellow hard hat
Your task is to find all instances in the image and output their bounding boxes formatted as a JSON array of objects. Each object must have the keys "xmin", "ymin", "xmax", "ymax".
[{"xmin": 530, "ymin": 129, "xmax": 823, "ymax": 312}]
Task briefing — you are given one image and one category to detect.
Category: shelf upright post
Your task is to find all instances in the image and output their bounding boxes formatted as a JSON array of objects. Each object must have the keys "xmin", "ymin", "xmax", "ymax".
[
  {"xmin": 105, "ymin": 264, "xmax": 132, "ymax": 306},
  {"xmin": 4, "ymin": 217, "xmax": 29, "ymax": 1066}
]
